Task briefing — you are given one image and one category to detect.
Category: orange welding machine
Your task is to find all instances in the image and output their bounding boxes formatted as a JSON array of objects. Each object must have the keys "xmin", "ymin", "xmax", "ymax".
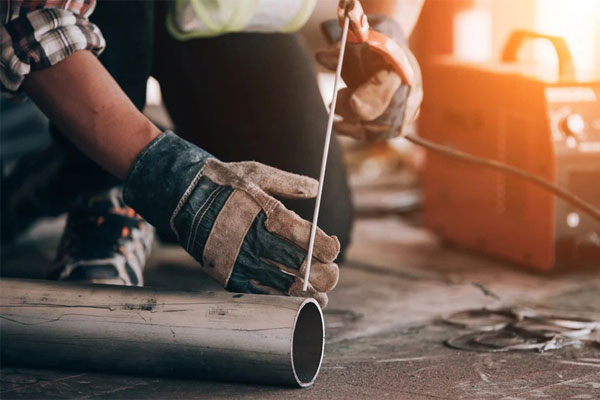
[{"xmin": 420, "ymin": 31, "xmax": 600, "ymax": 270}]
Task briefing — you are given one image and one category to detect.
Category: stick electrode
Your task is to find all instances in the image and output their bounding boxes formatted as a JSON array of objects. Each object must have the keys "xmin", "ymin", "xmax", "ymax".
[{"xmin": 303, "ymin": 16, "xmax": 350, "ymax": 291}]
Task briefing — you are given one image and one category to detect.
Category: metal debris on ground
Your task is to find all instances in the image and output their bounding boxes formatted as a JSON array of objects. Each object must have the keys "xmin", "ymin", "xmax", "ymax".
[{"xmin": 442, "ymin": 307, "xmax": 600, "ymax": 353}]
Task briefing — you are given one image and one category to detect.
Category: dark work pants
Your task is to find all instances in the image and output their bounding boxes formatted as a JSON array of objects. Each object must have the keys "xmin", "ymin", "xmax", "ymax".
[{"xmin": 56, "ymin": 2, "xmax": 354, "ymax": 254}]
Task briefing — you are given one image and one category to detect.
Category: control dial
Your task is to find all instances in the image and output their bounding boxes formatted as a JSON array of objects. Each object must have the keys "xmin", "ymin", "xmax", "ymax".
[{"xmin": 560, "ymin": 113, "xmax": 585, "ymax": 140}]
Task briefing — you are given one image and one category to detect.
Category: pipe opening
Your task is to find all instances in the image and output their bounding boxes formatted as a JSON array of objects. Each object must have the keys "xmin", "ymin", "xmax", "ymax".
[{"xmin": 291, "ymin": 300, "xmax": 324, "ymax": 387}]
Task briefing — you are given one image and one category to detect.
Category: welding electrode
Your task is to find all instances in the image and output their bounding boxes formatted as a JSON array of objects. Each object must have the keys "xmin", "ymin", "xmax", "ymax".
[{"xmin": 303, "ymin": 15, "xmax": 351, "ymax": 291}]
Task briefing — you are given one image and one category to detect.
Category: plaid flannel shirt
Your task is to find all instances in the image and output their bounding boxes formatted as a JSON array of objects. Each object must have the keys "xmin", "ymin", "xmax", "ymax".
[{"xmin": 1, "ymin": 0, "xmax": 105, "ymax": 93}]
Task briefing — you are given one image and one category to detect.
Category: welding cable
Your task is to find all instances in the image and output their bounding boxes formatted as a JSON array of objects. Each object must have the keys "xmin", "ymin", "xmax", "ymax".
[{"xmin": 404, "ymin": 134, "xmax": 600, "ymax": 223}]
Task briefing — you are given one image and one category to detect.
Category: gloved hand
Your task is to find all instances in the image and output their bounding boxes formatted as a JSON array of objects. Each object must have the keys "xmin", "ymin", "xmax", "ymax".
[
  {"xmin": 316, "ymin": 15, "xmax": 423, "ymax": 141},
  {"xmin": 123, "ymin": 131, "xmax": 340, "ymax": 308}
]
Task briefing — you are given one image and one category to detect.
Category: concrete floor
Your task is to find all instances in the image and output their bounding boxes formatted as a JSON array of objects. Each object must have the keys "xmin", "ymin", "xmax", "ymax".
[{"xmin": 2, "ymin": 214, "xmax": 600, "ymax": 399}]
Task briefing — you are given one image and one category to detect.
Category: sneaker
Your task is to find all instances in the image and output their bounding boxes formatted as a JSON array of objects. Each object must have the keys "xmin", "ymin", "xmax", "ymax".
[{"xmin": 49, "ymin": 187, "xmax": 154, "ymax": 286}]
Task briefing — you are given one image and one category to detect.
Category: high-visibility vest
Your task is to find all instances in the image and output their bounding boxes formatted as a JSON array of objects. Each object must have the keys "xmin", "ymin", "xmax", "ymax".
[{"xmin": 167, "ymin": 0, "xmax": 317, "ymax": 40}]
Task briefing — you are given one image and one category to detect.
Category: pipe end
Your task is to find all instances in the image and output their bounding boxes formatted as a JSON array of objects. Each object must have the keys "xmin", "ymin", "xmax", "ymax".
[{"xmin": 291, "ymin": 299, "xmax": 325, "ymax": 387}]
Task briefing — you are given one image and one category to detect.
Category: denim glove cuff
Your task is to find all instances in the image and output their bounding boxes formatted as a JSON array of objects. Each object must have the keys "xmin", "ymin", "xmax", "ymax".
[{"xmin": 123, "ymin": 131, "xmax": 214, "ymax": 234}]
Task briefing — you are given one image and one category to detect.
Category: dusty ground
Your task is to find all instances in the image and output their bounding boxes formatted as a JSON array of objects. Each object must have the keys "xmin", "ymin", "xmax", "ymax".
[{"xmin": 2, "ymin": 214, "xmax": 600, "ymax": 399}]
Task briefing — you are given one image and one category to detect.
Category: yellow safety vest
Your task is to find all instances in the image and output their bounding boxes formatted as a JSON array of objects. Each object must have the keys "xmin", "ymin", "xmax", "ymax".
[{"xmin": 167, "ymin": 0, "xmax": 317, "ymax": 40}]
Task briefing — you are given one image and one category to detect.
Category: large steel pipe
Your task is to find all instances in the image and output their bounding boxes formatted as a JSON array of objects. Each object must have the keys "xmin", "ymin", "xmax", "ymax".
[{"xmin": 0, "ymin": 278, "xmax": 324, "ymax": 387}]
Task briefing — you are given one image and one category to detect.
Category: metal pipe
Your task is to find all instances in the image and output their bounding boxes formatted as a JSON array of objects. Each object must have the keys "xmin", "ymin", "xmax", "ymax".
[{"xmin": 0, "ymin": 278, "xmax": 325, "ymax": 387}]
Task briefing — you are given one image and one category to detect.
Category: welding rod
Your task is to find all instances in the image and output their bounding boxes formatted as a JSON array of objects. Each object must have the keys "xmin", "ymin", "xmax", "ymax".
[{"xmin": 303, "ymin": 16, "xmax": 350, "ymax": 291}]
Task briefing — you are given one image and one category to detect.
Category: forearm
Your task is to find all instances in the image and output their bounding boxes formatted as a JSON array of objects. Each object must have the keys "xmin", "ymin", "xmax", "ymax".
[{"xmin": 22, "ymin": 50, "xmax": 160, "ymax": 180}]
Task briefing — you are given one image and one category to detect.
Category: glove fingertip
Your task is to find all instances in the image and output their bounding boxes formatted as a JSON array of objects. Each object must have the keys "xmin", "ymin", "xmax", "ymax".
[
  {"xmin": 315, "ymin": 231, "xmax": 341, "ymax": 263},
  {"xmin": 317, "ymin": 293, "xmax": 328, "ymax": 309},
  {"xmin": 288, "ymin": 280, "xmax": 329, "ymax": 309},
  {"xmin": 273, "ymin": 175, "xmax": 317, "ymax": 200},
  {"xmin": 333, "ymin": 121, "xmax": 367, "ymax": 140},
  {"xmin": 296, "ymin": 176, "xmax": 319, "ymax": 198},
  {"xmin": 302, "ymin": 262, "xmax": 339, "ymax": 293}
]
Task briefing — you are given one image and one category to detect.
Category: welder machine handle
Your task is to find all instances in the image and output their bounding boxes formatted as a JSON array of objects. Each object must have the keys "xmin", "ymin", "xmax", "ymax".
[{"xmin": 501, "ymin": 30, "xmax": 576, "ymax": 82}]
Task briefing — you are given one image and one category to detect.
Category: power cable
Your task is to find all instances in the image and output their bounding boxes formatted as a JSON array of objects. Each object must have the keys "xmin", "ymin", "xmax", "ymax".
[{"xmin": 404, "ymin": 134, "xmax": 600, "ymax": 223}]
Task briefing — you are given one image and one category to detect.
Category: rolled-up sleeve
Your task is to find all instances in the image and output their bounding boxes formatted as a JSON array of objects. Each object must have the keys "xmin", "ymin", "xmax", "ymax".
[{"xmin": 1, "ymin": 1, "xmax": 105, "ymax": 93}]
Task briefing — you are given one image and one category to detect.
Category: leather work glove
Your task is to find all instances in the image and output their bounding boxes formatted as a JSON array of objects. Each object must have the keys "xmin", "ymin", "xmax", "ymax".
[
  {"xmin": 316, "ymin": 15, "xmax": 423, "ymax": 142},
  {"xmin": 123, "ymin": 131, "xmax": 340, "ymax": 308}
]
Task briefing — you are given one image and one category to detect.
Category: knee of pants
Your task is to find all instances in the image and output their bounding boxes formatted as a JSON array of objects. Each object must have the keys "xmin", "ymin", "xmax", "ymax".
[{"xmin": 282, "ymin": 155, "xmax": 354, "ymax": 261}]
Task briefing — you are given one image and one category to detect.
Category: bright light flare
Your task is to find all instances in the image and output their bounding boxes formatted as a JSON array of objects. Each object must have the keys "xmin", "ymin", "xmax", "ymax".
[{"xmin": 534, "ymin": 0, "xmax": 600, "ymax": 81}]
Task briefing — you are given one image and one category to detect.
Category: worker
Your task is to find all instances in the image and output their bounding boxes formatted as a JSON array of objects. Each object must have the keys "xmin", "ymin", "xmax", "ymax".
[{"xmin": 0, "ymin": 0, "xmax": 423, "ymax": 308}]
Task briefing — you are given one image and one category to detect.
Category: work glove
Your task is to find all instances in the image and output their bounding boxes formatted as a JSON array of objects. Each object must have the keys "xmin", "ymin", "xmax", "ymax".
[
  {"xmin": 123, "ymin": 131, "xmax": 340, "ymax": 308},
  {"xmin": 316, "ymin": 15, "xmax": 423, "ymax": 141}
]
